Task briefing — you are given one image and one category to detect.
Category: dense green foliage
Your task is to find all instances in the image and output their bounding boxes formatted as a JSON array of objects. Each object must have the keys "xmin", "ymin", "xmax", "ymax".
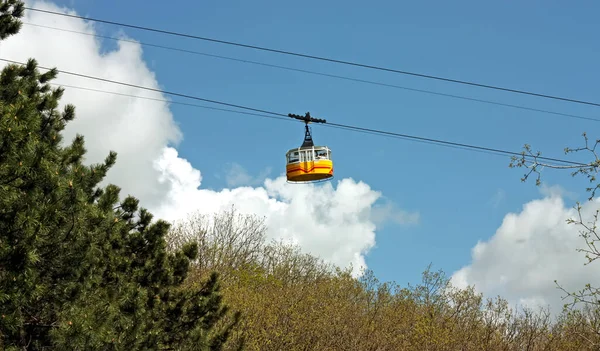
[
  {"xmin": 0, "ymin": 0, "xmax": 23, "ymax": 40},
  {"xmin": 0, "ymin": 2, "xmax": 238, "ymax": 349}
]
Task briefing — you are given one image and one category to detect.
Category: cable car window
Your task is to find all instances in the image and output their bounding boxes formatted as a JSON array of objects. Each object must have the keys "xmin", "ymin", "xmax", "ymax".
[
  {"xmin": 288, "ymin": 151, "xmax": 299, "ymax": 163},
  {"xmin": 315, "ymin": 149, "xmax": 328, "ymax": 160}
]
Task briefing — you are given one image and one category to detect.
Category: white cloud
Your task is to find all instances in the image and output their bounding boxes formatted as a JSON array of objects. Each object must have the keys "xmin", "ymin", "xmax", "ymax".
[
  {"xmin": 451, "ymin": 186, "xmax": 600, "ymax": 314},
  {"xmin": 152, "ymin": 148, "xmax": 386, "ymax": 271},
  {"xmin": 223, "ymin": 162, "xmax": 272, "ymax": 187},
  {"xmin": 1, "ymin": 0, "xmax": 181, "ymax": 210},
  {"xmin": 539, "ymin": 183, "xmax": 578, "ymax": 201},
  {"xmin": 0, "ymin": 0, "xmax": 416, "ymax": 275}
]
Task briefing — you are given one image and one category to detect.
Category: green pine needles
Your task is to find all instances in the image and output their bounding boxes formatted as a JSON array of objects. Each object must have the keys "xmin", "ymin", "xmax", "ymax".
[{"xmin": 0, "ymin": 1, "xmax": 240, "ymax": 349}]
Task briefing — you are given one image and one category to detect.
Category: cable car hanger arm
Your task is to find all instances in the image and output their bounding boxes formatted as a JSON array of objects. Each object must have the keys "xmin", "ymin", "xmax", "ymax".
[
  {"xmin": 288, "ymin": 112, "xmax": 327, "ymax": 124},
  {"xmin": 288, "ymin": 112, "xmax": 326, "ymax": 148}
]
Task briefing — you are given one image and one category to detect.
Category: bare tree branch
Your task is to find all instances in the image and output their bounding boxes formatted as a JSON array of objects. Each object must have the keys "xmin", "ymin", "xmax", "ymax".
[{"xmin": 509, "ymin": 132, "xmax": 600, "ymax": 200}]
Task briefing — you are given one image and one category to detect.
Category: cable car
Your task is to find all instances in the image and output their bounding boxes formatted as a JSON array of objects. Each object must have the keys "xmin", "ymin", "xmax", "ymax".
[{"xmin": 285, "ymin": 112, "xmax": 333, "ymax": 183}]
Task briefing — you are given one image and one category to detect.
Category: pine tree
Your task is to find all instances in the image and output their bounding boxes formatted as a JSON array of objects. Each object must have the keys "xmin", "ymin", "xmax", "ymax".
[{"xmin": 0, "ymin": 2, "xmax": 240, "ymax": 349}]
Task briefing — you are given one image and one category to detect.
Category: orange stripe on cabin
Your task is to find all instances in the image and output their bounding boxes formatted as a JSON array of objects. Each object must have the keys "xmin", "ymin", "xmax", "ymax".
[{"xmin": 286, "ymin": 165, "xmax": 332, "ymax": 173}]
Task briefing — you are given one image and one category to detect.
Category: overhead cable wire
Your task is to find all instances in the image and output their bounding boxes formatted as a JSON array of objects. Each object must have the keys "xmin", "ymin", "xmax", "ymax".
[
  {"xmin": 22, "ymin": 22, "xmax": 600, "ymax": 124},
  {"xmin": 0, "ymin": 57, "xmax": 587, "ymax": 167},
  {"xmin": 49, "ymin": 82, "xmax": 545, "ymax": 160},
  {"xmin": 51, "ymin": 83, "xmax": 295, "ymax": 123},
  {"xmin": 24, "ymin": 6, "xmax": 600, "ymax": 108},
  {"xmin": 1, "ymin": 57, "xmax": 283, "ymax": 117}
]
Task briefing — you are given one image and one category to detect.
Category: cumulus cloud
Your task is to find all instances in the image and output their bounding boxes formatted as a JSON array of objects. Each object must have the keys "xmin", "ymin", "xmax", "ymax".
[
  {"xmin": 152, "ymin": 148, "xmax": 386, "ymax": 271},
  {"xmin": 0, "ymin": 0, "xmax": 416, "ymax": 275},
  {"xmin": 1, "ymin": 0, "xmax": 180, "ymax": 210},
  {"xmin": 451, "ymin": 186, "xmax": 600, "ymax": 314},
  {"xmin": 223, "ymin": 162, "xmax": 272, "ymax": 188}
]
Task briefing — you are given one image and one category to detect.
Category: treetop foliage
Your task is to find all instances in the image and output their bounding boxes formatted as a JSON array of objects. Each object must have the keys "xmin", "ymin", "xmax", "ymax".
[
  {"xmin": 0, "ymin": 0, "xmax": 24, "ymax": 40},
  {"xmin": 170, "ymin": 207, "xmax": 600, "ymax": 350}
]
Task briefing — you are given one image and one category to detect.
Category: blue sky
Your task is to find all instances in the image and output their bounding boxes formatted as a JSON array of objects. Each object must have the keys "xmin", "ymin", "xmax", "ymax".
[{"xmin": 27, "ymin": 0, "xmax": 600, "ymax": 287}]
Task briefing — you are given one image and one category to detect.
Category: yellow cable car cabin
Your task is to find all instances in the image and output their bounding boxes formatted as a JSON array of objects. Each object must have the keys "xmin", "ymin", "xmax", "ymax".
[
  {"xmin": 286, "ymin": 146, "xmax": 333, "ymax": 183},
  {"xmin": 285, "ymin": 112, "xmax": 333, "ymax": 183}
]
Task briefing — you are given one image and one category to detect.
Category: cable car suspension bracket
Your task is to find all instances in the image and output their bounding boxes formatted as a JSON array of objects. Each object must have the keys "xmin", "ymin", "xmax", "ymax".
[{"xmin": 288, "ymin": 112, "xmax": 326, "ymax": 148}]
